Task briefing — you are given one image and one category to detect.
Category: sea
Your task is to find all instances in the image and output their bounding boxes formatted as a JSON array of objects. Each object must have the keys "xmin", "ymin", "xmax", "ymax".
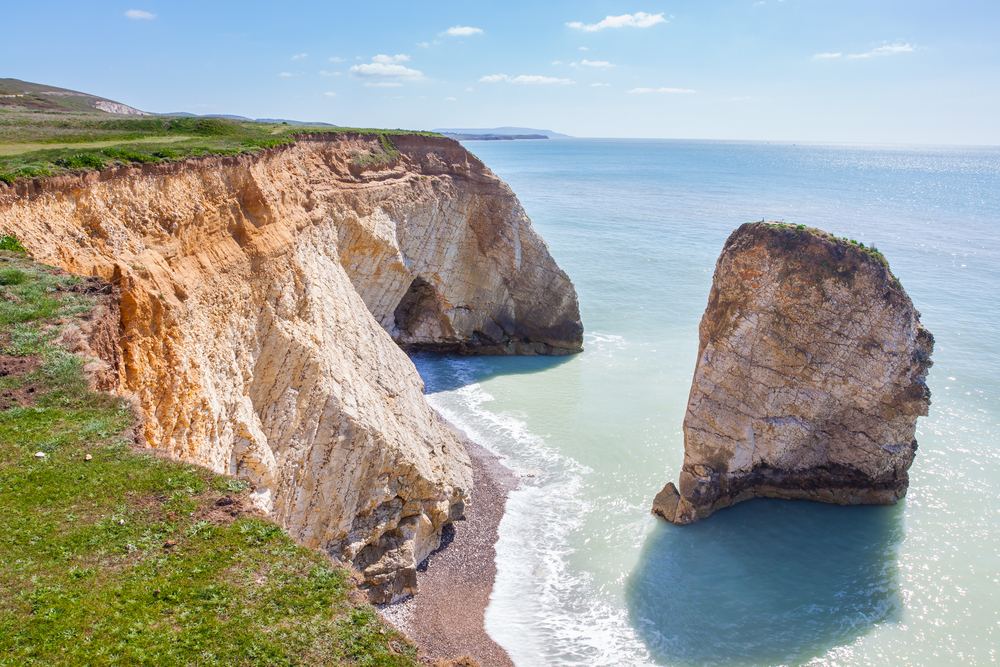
[{"xmin": 412, "ymin": 139, "xmax": 1000, "ymax": 667}]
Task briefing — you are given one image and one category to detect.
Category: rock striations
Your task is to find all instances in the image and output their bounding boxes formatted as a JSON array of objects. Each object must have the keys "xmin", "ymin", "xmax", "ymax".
[
  {"xmin": 0, "ymin": 133, "xmax": 583, "ymax": 602},
  {"xmin": 653, "ymin": 222, "xmax": 933, "ymax": 525}
]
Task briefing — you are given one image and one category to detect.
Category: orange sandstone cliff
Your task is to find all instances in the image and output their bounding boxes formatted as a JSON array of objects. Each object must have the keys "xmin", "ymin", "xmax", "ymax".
[{"xmin": 0, "ymin": 133, "xmax": 583, "ymax": 601}]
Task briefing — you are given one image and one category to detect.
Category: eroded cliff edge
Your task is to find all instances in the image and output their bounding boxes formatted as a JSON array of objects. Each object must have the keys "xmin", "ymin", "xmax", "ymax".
[
  {"xmin": 653, "ymin": 222, "xmax": 933, "ymax": 525},
  {"xmin": 0, "ymin": 133, "xmax": 583, "ymax": 601}
]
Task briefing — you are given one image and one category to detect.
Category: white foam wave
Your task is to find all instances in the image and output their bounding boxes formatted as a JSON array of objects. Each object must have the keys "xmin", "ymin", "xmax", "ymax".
[{"xmin": 414, "ymin": 355, "xmax": 653, "ymax": 666}]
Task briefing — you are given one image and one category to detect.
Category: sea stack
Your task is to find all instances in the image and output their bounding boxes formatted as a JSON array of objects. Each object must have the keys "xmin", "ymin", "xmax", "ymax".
[{"xmin": 653, "ymin": 222, "xmax": 933, "ymax": 525}]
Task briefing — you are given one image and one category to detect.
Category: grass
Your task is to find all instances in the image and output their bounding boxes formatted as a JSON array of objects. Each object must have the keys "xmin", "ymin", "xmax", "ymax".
[
  {"xmin": 759, "ymin": 221, "xmax": 902, "ymax": 288},
  {"xmin": 0, "ymin": 244, "xmax": 421, "ymax": 666},
  {"xmin": 0, "ymin": 110, "xmax": 442, "ymax": 185}
]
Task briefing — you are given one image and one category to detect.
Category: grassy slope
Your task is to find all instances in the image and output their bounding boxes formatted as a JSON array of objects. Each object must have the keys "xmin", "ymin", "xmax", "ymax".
[
  {"xmin": 0, "ymin": 238, "xmax": 420, "ymax": 666},
  {"xmin": 0, "ymin": 110, "xmax": 440, "ymax": 184}
]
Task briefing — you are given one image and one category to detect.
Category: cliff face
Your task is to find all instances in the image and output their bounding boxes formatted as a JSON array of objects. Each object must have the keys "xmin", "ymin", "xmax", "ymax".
[
  {"xmin": 653, "ymin": 222, "xmax": 933, "ymax": 525},
  {"xmin": 0, "ymin": 134, "xmax": 583, "ymax": 601}
]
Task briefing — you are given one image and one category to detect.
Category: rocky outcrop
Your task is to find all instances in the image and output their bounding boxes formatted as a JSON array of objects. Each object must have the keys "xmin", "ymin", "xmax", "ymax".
[
  {"xmin": 0, "ymin": 133, "xmax": 582, "ymax": 601},
  {"xmin": 653, "ymin": 222, "xmax": 933, "ymax": 525}
]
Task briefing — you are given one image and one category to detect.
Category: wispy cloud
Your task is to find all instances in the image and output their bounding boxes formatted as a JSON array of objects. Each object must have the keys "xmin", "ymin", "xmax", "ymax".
[
  {"xmin": 364, "ymin": 82, "xmax": 404, "ymax": 88},
  {"xmin": 847, "ymin": 43, "xmax": 914, "ymax": 58},
  {"xmin": 628, "ymin": 87, "xmax": 695, "ymax": 93},
  {"xmin": 580, "ymin": 59, "xmax": 614, "ymax": 68},
  {"xmin": 465, "ymin": 87, "xmax": 474, "ymax": 91},
  {"xmin": 479, "ymin": 74, "xmax": 574, "ymax": 84},
  {"xmin": 579, "ymin": 46, "xmax": 590, "ymax": 51},
  {"xmin": 291, "ymin": 53, "xmax": 307, "ymax": 60},
  {"xmin": 813, "ymin": 52, "xmax": 842, "ymax": 59},
  {"xmin": 372, "ymin": 54, "xmax": 410, "ymax": 64},
  {"xmin": 350, "ymin": 55, "xmax": 423, "ymax": 81},
  {"xmin": 329, "ymin": 56, "xmax": 346, "ymax": 62},
  {"xmin": 552, "ymin": 60, "xmax": 564, "ymax": 65},
  {"xmin": 279, "ymin": 72, "xmax": 302, "ymax": 78},
  {"xmin": 318, "ymin": 70, "xmax": 341, "ymax": 77},
  {"xmin": 445, "ymin": 96, "xmax": 457, "ymax": 101},
  {"xmin": 323, "ymin": 92, "xmax": 336, "ymax": 97},
  {"xmin": 445, "ymin": 26, "xmax": 483, "ymax": 36},
  {"xmin": 125, "ymin": 9, "xmax": 155, "ymax": 19},
  {"xmin": 567, "ymin": 12, "xmax": 666, "ymax": 32},
  {"xmin": 591, "ymin": 83, "xmax": 611, "ymax": 87},
  {"xmin": 417, "ymin": 41, "xmax": 430, "ymax": 48}
]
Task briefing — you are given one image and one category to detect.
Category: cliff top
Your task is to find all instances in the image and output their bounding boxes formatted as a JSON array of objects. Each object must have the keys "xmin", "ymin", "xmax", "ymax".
[{"xmin": 0, "ymin": 105, "xmax": 442, "ymax": 186}]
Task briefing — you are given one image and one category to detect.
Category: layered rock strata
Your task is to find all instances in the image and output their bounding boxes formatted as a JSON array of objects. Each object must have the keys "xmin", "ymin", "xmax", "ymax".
[
  {"xmin": 653, "ymin": 222, "xmax": 933, "ymax": 525},
  {"xmin": 0, "ymin": 134, "xmax": 582, "ymax": 601}
]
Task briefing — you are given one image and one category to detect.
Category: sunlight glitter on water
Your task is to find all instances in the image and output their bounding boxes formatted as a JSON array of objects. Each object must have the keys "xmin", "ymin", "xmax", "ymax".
[{"xmin": 416, "ymin": 139, "xmax": 1000, "ymax": 667}]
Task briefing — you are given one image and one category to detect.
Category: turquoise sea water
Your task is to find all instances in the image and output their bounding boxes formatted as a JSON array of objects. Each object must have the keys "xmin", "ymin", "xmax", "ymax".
[{"xmin": 414, "ymin": 139, "xmax": 1000, "ymax": 666}]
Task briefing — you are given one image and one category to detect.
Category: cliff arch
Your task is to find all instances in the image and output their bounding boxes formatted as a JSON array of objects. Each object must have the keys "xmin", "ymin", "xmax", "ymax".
[{"xmin": 393, "ymin": 277, "xmax": 455, "ymax": 345}]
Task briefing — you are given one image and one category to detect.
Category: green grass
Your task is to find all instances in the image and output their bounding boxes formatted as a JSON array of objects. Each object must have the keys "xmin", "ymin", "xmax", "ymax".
[
  {"xmin": 0, "ymin": 246, "xmax": 420, "ymax": 666},
  {"xmin": 0, "ymin": 110, "xmax": 442, "ymax": 184}
]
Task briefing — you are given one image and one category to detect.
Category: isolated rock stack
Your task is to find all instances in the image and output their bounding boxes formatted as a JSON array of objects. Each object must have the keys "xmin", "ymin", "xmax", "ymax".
[{"xmin": 654, "ymin": 222, "xmax": 933, "ymax": 524}]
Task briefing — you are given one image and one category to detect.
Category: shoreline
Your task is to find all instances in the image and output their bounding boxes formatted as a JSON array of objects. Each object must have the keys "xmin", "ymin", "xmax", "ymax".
[{"xmin": 378, "ymin": 416, "xmax": 517, "ymax": 667}]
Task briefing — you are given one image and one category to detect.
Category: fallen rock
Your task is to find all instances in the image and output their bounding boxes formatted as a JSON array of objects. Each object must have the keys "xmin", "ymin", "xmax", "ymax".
[{"xmin": 654, "ymin": 222, "xmax": 934, "ymax": 525}]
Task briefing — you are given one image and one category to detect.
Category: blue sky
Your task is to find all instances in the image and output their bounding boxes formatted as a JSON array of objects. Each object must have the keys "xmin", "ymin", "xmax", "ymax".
[{"xmin": 4, "ymin": 1, "xmax": 999, "ymax": 144}]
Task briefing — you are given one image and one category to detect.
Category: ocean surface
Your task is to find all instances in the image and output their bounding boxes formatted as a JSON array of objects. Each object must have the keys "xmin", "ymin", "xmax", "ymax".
[{"xmin": 413, "ymin": 139, "xmax": 1000, "ymax": 667}]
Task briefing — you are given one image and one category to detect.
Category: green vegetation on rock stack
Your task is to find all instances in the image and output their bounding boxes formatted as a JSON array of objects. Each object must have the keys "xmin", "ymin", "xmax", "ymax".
[{"xmin": 0, "ymin": 239, "xmax": 420, "ymax": 666}]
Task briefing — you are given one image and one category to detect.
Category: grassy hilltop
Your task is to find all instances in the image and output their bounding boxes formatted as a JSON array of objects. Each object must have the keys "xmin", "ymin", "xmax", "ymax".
[{"xmin": 0, "ymin": 78, "xmax": 440, "ymax": 185}]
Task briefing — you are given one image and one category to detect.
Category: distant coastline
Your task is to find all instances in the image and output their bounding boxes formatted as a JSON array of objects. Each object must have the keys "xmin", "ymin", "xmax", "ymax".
[{"xmin": 443, "ymin": 132, "xmax": 548, "ymax": 141}]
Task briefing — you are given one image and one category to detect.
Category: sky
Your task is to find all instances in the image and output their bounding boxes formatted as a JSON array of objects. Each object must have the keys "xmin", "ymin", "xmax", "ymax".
[{"xmin": 4, "ymin": 1, "xmax": 999, "ymax": 144}]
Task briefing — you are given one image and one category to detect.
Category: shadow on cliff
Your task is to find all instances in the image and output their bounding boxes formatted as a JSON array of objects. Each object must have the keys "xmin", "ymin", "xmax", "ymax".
[
  {"xmin": 411, "ymin": 352, "xmax": 576, "ymax": 394},
  {"xmin": 626, "ymin": 498, "xmax": 904, "ymax": 666}
]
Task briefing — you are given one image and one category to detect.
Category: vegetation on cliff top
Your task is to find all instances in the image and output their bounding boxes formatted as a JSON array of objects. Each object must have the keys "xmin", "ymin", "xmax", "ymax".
[
  {"xmin": 0, "ymin": 239, "xmax": 421, "ymax": 666},
  {"xmin": 0, "ymin": 110, "xmax": 441, "ymax": 185}
]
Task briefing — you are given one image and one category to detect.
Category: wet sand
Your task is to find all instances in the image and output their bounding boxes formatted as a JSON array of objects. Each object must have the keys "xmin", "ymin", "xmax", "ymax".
[{"xmin": 379, "ymin": 420, "xmax": 517, "ymax": 667}]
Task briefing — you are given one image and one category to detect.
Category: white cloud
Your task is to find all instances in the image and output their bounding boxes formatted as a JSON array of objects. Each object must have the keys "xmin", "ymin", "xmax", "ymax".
[
  {"xmin": 479, "ymin": 74, "xmax": 573, "ymax": 84},
  {"xmin": 417, "ymin": 41, "xmax": 430, "ymax": 48},
  {"xmin": 628, "ymin": 86, "xmax": 695, "ymax": 93},
  {"xmin": 125, "ymin": 9, "xmax": 155, "ymax": 19},
  {"xmin": 364, "ymin": 82, "xmax": 404, "ymax": 88},
  {"xmin": 567, "ymin": 12, "xmax": 666, "ymax": 32},
  {"xmin": 323, "ymin": 92, "xmax": 336, "ymax": 97},
  {"xmin": 291, "ymin": 53, "xmax": 307, "ymax": 60},
  {"xmin": 552, "ymin": 60, "xmax": 564, "ymax": 65},
  {"xmin": 579, "ymin": 46, "xmax": 590, "ymax": 51},
  {"xmin": 465, "ymin": 87, "xmax": 474, "ymax": 91},
  {"xmin": 445, "ymin": 97, "xmax": 457, "ymax": 101},
  {"xmin": 350, "ymin": 55, "xmax": 423, "ymax": 81},
  {"xmin": 372, "ymin": 54, "xmax": 410, "ymax": 64},
  {"xmin": 813, "ymin": 52, "xmax": 842, "ymax": 59},
  {"xmin": 581, "ymin": 59, "xmax": 614, "ymax": 68},
  {"xmin": 279, "ymin": 72, "xmax": 301, "ymax": 78},
  {"xmin": 329, "ymin": 56, "xmax": 346, "ymax": 62},
  {"xmin": 318, "ymin": 70, "xmax": 341, "ymax": 77},
  {"xmin": 591, "ymin": 83, "xmax": 611, "ymax": 87},
  {"xmin": 445, "ymin": 26, "xmax": 483, "ymax": 36},
  {"xmin": 847, "ymin": 43, "xmax": 914, "ymax": 59}
]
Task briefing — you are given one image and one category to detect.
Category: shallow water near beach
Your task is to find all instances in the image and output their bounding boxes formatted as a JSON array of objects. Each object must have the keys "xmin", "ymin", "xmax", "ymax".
[{"xmin": 413, "ymin": 139, "xmax": 1000, "ymax": 666}]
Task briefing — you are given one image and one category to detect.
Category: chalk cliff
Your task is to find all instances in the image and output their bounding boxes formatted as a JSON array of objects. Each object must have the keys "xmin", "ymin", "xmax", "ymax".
[
  {"xmin": 0, "ymin": 133, "xmax": 582, "ymax": 601},
  {"xmin": 653, "ymin": 222, "xmax": 933, "ymax": 525}
]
